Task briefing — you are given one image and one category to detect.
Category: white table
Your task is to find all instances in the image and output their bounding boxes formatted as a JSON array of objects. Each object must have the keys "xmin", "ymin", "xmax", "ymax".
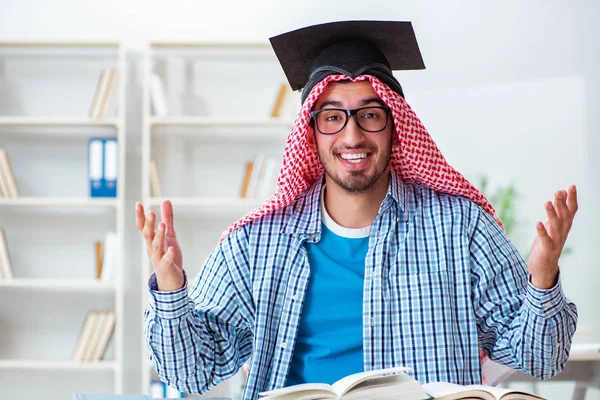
[{"xmin": 504, "ymin": 352, "xmax": 600, "ymax": 400}]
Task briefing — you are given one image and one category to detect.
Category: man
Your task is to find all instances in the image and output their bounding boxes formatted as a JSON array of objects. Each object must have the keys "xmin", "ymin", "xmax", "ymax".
[{"xmin": 137, "ymin": 21, "xmax": 578, "ymax": 400}]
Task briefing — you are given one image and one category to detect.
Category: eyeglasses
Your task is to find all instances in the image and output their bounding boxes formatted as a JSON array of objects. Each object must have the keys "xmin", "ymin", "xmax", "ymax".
[{"xmin": 310, "ymin": 106, "xmax": 391, "ymax": 135}]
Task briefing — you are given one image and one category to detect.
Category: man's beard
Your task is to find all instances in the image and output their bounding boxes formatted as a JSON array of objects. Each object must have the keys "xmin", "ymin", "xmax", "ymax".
[{"xmin": 318, "ymin": 145, "xmax": 392, "ymax": 193}]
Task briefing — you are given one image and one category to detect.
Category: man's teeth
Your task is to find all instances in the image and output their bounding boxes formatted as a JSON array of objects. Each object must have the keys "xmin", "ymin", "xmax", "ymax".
[{"xmin": 340, "ymin": 153, "xmax": 367, "ymax": 163}]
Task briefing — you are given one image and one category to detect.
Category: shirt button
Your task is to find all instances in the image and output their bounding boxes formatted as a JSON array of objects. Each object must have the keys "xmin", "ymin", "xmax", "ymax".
[
  {"xmin": 291, "ymin": 294, "xmax": 298, "ymax": 301},
  {"xmin": 311, "ymin": 233, "xmax": 317, "ymax": 240},
  {"xmin": 556, "ymin": 342, "xmax": 561, "ymax": 348},
  {"xmin": 281, "ymin": 342, "xmax": 288, "ymax": 349}
]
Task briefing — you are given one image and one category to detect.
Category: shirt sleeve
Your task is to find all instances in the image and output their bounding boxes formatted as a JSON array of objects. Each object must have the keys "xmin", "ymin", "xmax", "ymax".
[
  {"xmin": 468, "ymin": 202, "xmax": 578, "ymax": 379},
  {"xmin": 144, "ymin": 243, "xmax": 253, "ymax": 394}
]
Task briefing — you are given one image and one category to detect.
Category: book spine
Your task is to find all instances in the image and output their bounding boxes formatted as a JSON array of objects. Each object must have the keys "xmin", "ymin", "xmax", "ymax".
[
  {"xmin": 0, "ymin": 228, "xmax": 14, "ymax": 279},
  {"xmin": 239, "ymin": 161, "xmax": 254, "ymax": 198},
  {"xmin": 73, "ymin": 311, "xmax": 96, "ymax": 362},
  {"xmin": 103, "ymin": 138, "xmax": 118, "ymax": 198},
  {"xmin": 100, "ymin": 231, "xmax": 117, "ymax": 283},
  {"xmin": 98, "ymin": 69, "xmax": 119, "ymax": 119},
  {"xmin": 150, "ymin": 74, "xmax": 168, "ymax": 117},
  {"xmin": 88, "ymin": 138, "xmax": 104, "ymax": 198},
  {"xmin": 0, "ymin": 148, "xmax": 18, "ymax": 198},
  {"xmin": 270, "ymin": 83, "xmax": 289, "ymax": 118},
  {"xmin": 89, "ymin": 69, "xmax": 111, "ymax": 119},
  {"xmin": 90, "ymin": 310, "xmax": 116, "ymax": 361},
  {"xmin": 150, "ymin": 158, "xmax": 163, "ymax": 197},
  {"xmin": 95, "ymin": 240, "xmax": 104, "ymax": 279}
]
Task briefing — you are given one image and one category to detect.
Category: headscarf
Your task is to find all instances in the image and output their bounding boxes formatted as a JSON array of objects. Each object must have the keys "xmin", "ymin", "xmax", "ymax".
[{"xmin": 220, "ymin": 74, "xmax": 501, "ymax": 241}]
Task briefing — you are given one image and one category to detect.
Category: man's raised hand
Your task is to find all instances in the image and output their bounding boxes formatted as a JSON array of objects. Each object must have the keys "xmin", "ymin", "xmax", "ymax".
[{"xmin": 136, "ymin": 200, "xmax": 185, "ymax": 291}]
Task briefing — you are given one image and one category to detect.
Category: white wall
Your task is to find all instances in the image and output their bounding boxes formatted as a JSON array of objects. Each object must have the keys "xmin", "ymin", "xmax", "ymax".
[{"xmin": 1, "ymin": 0, "xmax": 598, "ymax": 398}]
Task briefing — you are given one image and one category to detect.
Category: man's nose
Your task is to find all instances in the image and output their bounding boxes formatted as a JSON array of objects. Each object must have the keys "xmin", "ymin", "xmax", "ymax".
[{"xmin": 339, "ymin": 115, "xmax": 366, "ymax": 144}]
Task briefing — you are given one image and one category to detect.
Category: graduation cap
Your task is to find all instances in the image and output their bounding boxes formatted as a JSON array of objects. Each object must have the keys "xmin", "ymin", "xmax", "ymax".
[{"xmin": 270, "ymin": 20, "xmax": 425, "ymax": 104}]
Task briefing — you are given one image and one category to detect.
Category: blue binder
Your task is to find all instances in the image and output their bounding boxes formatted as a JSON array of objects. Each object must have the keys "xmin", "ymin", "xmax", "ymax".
[{"xmin": 88, "ymin": 137, "xmax": 118, "ymax": 198}]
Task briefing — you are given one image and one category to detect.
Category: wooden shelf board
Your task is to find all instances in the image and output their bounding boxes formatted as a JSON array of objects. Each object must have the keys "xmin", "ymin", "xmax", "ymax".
[
  {"xmin": 0, "ymin": 197, "xmax": 118, "ymax": 208},
  {"xmin": 0, "ymin": 117, "xmax": 119, "ymax": 127},
  {"xmin": 149, "ymin": 116, "xmax": 293, "ymax": 127},
  {"xmin": 0, "ymin": 359, "xmax": 117, "ymax": 370},
  {"xmin": 0, "ymin": 279, "xmax": 115, "ymax": 292}
]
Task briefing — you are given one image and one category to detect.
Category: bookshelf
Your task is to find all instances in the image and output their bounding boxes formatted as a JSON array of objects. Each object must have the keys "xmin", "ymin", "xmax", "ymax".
[
  {"xmin": 0, "ymin": 41, "xmax": 126, "ymax": 400},
  {"xmin": 140, "ymin": 41, "xmax": 297, "ymax": 398}
]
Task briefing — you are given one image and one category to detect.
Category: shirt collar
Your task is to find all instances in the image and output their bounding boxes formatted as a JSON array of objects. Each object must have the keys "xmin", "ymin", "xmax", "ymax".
[{"xmin": 281, "ymin": 171, "xmax": 410, "ymax": 237}]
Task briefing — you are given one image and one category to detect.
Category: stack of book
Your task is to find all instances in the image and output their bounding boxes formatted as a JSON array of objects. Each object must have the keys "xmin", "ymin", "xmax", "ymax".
[
  {"xmin": 0, "ymin": 148, "xmax": 19, "ymax": 199},
  {"xmin": 72, "ymin": 310, "xmax": 116, "ymax": 362},
  {"xmin": 89, "ymin": 68, "xmax": 119, "ymax": 119},
  {"xmin": 0, "ymin": 228, "xmax": 14, "ymax": 280}
]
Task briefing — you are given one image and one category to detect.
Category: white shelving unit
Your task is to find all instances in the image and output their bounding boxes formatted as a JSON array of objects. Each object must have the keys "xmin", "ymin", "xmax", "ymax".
[
  {"xmin": 0, "ymin": 41, "xmax": 126, "ymax": 400},
  {"xmin": 140, "ymin": 41, "xmax": 297, "ymax": 398}
]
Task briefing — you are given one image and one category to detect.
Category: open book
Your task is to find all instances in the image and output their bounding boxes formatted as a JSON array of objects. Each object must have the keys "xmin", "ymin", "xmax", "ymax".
[
  {"xmin": 259, "ymin": 366, "xmax": 432, "ymax": 400},
  {"xmin": 259, "ymin": 366, "xmax": 546, "ymax": 400},
  {"xmin": 422, "ymin": 382, "xmax": 546, "ymax": 400}
]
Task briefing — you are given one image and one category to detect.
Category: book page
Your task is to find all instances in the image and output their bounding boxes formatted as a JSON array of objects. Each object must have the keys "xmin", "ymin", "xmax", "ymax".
[
  {"xmin": 331, "ymin": 366, "xmax": 412, "ymax": 397},
  {"xmin": 259, "ymin": 383, "xmax": 335, "ymax": 399},
  {"xmin": 423, "ymin": 382, "xmax": 546, "ymax": 400},
  {"xmin": 423, "ymin": 382, "xmax": 495, "ymax": 400}
]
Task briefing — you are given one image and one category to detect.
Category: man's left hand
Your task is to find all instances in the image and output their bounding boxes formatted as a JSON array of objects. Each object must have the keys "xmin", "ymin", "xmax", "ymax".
[{"xmin": 527, "ymin": 185, "xmax": 578, "ymax": 289}]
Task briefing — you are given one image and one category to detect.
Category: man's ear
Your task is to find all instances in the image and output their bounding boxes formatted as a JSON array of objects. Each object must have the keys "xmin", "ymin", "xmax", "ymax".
[
  {"xmin": 391, "ymin": 124, "xmax": 399, "ymax": 147},
  {"xmin": 306, "ymin": 122, "xmax": 316, "ymax": 147}
]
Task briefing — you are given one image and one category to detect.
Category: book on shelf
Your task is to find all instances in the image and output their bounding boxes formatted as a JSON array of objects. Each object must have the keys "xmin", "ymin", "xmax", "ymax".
[
  {"xmin": 88, "ymin": 137, "xmax": 118, "ymax": 198},
  {"xmin": 150, "ymin": 73, "xmax": 168, "ymax": 117},
  {"xmin": 257, "ymin": 157, "xmax": 277, "ymax": 198},
  {"xmin": 239, "ymin": 161, "xmax": 254, "ymax": 198},
  {"xmin": 0, "ymin": 227, "xmax": 14, "ymax": 280},
  {"xmin": 270, "ymin": 83, "xmax": 291, "ymax": 118},
  {"xmin": 242, "ymin": 153, "xmax": 278, "ymax": 199},
  {"xmin": 73, "ymin": 310, "xmax": 116, "ymax": 362},
  {"xmin": 150, "ymin": 158, "xmax": 163, "ymax": 197},
  {"xmin": 89, "ymin": 68, "xmax": 119, "ymax": 119},
  {"xmin": 95, "ymin": 240, "xmax": 104, "ymax": 279},
  {"xmin": 100, "ymin": 231, "xmax": 118, "ymax": 283},
  {"xmin": 90, "ymin": 310, "xmax": 116, "ymax": 361},
  {"xmin": 73, "ymin": 311, "xmax": 99, "ymax": 362},
  {"xmin": 0, "ymin": 148, "xmax": 19, "ymax": 198},
  {"xmin": 260, "ymin": 366, "xmax": 546, "ymax": 400},
  {"xmin": 103, "ymin": 138, "xmax": 118, "ymax": 197}
]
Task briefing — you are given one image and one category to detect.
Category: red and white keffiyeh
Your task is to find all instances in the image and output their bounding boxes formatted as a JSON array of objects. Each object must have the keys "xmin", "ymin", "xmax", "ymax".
[
  {"xmin": 223, "ymin": 74, "xmax": 511, "ymax": 385},
  {"xmin": 221, "ymin": 74, "xmax": 502, "ymax": 240}
]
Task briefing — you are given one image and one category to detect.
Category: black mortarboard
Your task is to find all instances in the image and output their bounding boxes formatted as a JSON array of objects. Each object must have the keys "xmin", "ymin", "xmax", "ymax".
[{"xmin": 269, "ymin": 20, "xmax": 426, "ymax": 104}]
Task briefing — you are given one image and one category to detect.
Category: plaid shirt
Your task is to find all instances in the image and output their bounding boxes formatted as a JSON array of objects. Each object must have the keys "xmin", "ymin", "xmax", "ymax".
[{"xmin": 145, "ymin": 172, "xmax": 577, "ymax": 400}]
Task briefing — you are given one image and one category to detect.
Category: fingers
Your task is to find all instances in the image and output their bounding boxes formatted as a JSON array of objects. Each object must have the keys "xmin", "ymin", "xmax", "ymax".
[
  {"xmin": 566, "ymin": 185, "xmax": 578, "ymax": 215},
  {"xmin": 135, "ymin": 202, "xmax": 146, "ymax": 232},
  {"xmin": 159, "ymin": 246, "xmax": 176, "ymax": 269},
  {"xmin": 143, "ymin": 210, "xmax": 156, "ymax": 257},
  {"xmin": 161, "ymin": 200, "xmax": 177, "ymax": 237},
  {"xmin": 535, "ymin": 221, "xmax": 553, "ymax": 249},
  {"xmin": 553, "ymin": 190, "xmax": 569, "ymax": 221},
  {"xmin": 544, "ymin": 200, "xmax": 560, "ymax": 238},
  {"xmin": 151, "ymin": 222, "xmax": 166, "ymax": 265}
]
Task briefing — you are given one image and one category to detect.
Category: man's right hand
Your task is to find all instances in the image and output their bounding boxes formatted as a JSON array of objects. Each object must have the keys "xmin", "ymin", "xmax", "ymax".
[{"xmin": 136, "ymin": 200, "xmax": 185, "ymax": 291}]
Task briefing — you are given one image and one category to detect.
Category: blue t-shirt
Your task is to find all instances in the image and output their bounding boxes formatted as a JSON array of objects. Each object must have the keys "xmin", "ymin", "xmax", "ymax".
[{"xmin": 286, "ymin": 187, "xmax": 371, "ymax": 386}]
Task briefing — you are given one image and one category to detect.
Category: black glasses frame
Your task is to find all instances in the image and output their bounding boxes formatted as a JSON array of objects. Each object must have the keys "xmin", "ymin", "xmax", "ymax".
[{"xmin": 310, "ymin": 106, "xmax": 391, "ymax": 135}]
